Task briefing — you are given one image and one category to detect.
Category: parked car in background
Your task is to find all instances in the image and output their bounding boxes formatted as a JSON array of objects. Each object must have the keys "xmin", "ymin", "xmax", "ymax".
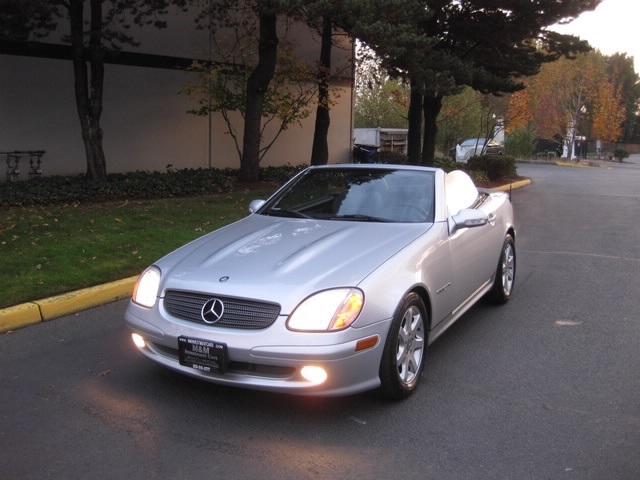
[
  {"xmin": 450, "ymin": 137, "xmax": 504, "ymax": 163},
  {"xmin": 126, "ymin": 164, "xmax": 516, "ymax": 399}
]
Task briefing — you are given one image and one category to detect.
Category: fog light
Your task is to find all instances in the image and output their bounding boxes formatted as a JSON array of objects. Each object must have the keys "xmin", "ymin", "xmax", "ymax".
[
  {"xmin": 131, "ymin": 333, "xmax": 146, "ymax": 348},
  {"xmin": 300, "ymin": 366, "xmax": 327, "ymax": 384}
]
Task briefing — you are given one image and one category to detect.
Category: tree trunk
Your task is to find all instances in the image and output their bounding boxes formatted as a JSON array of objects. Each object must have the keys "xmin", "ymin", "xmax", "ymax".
[
  {"xmin": 407, "ymin": 79, "xmax": 423, "ymax": 165},
  {"xmin": 421, "ymin": 94, "xmax": 443, "ymax": 166},
  {"xmin": 310, "ymin": 16, "xmax": 332, "ymax": 166},
  {"xmin": 70, "ymin": 0, "xmax": 107, "ymax": 180},
  {"xmin": 240, "ymin": 8, "xmax": 278, "ymax": 183}
]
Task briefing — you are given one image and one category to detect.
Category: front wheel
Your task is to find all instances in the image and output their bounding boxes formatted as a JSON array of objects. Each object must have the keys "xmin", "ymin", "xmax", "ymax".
[
  {"xmin": 379, "ymin": 293, "xmax": 428, "ymax": 400},
  {"xmin": 486, "ymin": 234, "xmax": 516, "ymax": 304}
]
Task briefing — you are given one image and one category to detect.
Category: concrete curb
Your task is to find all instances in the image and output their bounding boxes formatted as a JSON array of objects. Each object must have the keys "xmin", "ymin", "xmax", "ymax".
[
  {"xmin": 491, "ymin": 178, "xmax": 532, "ymax": 191},
  {"xmin": 0, "ymin": 177, "xmax": 534, "ymax": 334},
  {"xmin": 556, "ymin": 161, "xmax": 596, "ymax": 168},
  {"xmin": 0, "ymin": 276, "xmax": 137, "ymax": 333}
]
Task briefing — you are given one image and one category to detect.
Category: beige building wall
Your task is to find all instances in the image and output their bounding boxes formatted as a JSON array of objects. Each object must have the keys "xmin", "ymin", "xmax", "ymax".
[{"xmin": 0, "ymin": 8, "xmax": 354, "ymax": 178}]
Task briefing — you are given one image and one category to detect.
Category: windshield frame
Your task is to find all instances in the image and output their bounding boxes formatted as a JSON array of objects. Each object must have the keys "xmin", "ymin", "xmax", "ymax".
[{"xmin": 256, "ymin": 166, "xmax": 436, "ymax": 224}]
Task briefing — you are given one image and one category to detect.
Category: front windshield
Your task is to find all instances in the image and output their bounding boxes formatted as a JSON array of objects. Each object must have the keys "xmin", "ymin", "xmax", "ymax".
[
  {"xmin": 462, "ymin": 138, "xmax": 486, "ymax": 147},
  {"xmin": 260, "ymin": 168, "xmax": 435, "ymax": 223}
]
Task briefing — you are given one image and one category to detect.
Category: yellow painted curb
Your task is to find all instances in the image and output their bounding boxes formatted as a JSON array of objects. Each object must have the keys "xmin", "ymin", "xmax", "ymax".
[
  {"xmin": 492, "ymin": 178, "xmax": 532, "ymax": 191},
  {"xmin": 0, "ymin": 303, "xmax": 42, "ymax": 333},
  {"xmin": 0, "ymin": 276, "xmax": 137, "ymax": 333},
  {"xmin": 555, "ymin": 161, "xmax": 602, "ymax": 168},
  {"xmin": 556, "ymin": 161, "xmax": 586, "ymax": 168},
  {"xmin": 37, "ymin": 276, "xmax": 137, "ymax": 320}
]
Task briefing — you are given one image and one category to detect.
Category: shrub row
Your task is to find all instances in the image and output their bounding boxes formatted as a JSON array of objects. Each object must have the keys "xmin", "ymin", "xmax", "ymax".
[
  {"xmin": 0, "ymin": 156, "xmax": 518, "ymax": 207},
  {"xmin": 613, "ymin": 147, "xmax": 630, "ymax": 162},
  {"xmin": 257, "ymin": 164, "xmax": 306, "ymax": 183},
  {"xmin": 0, "ymin": 166, "xmax": 305, "ymax": 207},
  {"xmin": 466, "ymin": 154, "xmax": 518, "ymax": 181},
  {"xmin": 370, "ymin": 151, "xmax": 517, "ymax": 185},
  {"xmin": 432, "ymin": 158, "xmax": 489, "ymax": 185}
]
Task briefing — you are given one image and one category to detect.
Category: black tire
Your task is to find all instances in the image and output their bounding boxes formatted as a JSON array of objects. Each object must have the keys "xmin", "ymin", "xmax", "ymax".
[
  {"xmin": 486, "ymin": 234, "xmax": 516, "ymax": 304},
  {"xmin": 379, "ymin": 292, "xmax": 428, "ymax": 400}
]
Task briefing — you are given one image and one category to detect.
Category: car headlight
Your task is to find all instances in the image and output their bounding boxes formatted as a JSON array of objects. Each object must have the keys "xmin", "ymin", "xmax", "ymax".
[
  {"xmin": 132, "ymin": 266, "xmax": 161, "ymax": 308},
  {"xmin": 287, "ymin": 288, "xmax": 364, "ymax": 332}
]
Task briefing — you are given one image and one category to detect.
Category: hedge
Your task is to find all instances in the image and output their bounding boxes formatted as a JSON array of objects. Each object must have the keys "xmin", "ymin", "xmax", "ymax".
[
  {"xmin": 466, "ymin": 154, "xmax": 518, "ymax": 181},
  {"xmin": 0, "ymin": 167, "xmax": 303, "ymax": 207},
  {"xmin": 0, "ymin": 157, "xmax": 517, "ymax": 207}
]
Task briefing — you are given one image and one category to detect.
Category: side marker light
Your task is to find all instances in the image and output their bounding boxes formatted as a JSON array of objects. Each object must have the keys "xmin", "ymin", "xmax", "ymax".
[{"xmin": 355, "ymin": 335, "xmax": 379, "ymax": 352}]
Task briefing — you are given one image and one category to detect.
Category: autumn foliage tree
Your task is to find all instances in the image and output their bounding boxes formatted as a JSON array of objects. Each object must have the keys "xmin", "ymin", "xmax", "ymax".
[
  {"xmin": 590, "ymin": 71, "xmax": 625, "ymax": 143},
  {"xmin": 505, "ymin": 88, "xmax": 534, "ymax": 134},
  {"xmin": 506, "ymin": 51, "xmax": 626, "ymax": 158}
]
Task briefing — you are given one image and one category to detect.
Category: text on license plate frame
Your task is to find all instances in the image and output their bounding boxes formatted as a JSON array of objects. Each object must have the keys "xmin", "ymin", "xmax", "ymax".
[{"xmin": 178, "ymin": 336, "xmax": 228, "ymax": 374}]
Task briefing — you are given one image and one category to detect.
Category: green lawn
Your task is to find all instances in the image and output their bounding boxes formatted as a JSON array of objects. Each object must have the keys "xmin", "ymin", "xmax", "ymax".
[{"xmin": 0, "ymin": 188, "xmax": 276, "ymax": 308}]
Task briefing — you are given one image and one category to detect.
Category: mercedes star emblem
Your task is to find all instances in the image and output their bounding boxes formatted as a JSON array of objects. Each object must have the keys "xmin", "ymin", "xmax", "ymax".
[{"xmin": 201, "ymin": 298, "xmax": 225, "ymax": 324}]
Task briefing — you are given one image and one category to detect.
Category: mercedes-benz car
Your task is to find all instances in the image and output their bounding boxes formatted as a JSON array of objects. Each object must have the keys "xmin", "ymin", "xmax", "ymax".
[{"xmin": 125, "ymin": 164, "xmax": 515, "ymax": 399}]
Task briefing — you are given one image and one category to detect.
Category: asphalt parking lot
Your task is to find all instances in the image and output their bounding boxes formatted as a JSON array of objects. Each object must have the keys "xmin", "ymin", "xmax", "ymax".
[{"xmin": 1, "ymin": 159, "xmax": 639, "ymax": 480}]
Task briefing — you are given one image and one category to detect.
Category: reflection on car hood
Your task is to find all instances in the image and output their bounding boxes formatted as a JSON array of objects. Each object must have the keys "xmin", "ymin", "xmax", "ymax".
[{"xmin": 157, "ymin": 214, "xmax": 431, "ymax": 311}]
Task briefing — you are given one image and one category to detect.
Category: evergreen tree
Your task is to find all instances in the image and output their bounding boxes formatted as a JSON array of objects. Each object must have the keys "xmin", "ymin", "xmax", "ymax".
[{"xmin": 349, "ymin": 0, "xmax": 600, "ymax": 165}]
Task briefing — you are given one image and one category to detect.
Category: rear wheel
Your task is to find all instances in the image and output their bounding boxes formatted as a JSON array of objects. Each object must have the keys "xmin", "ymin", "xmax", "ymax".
[
  {"xmin": 379, "ymin": 293, "xmax": 427, "ymax": 400},
  {"xmin": 487, "ymin": 234, "xmax": 516, "ymax": 304}
]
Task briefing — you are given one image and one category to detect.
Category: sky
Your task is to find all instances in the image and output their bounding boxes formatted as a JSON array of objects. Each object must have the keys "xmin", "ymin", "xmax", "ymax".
[{"xmin": 551, "ymin": 0, "xmax": 640, "ymax": 73}]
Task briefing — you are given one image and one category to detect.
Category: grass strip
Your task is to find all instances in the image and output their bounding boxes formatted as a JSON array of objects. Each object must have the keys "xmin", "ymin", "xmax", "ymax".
[{"xmin": 0, "ymin": 188, "xmax": 275, "ymax": 308}]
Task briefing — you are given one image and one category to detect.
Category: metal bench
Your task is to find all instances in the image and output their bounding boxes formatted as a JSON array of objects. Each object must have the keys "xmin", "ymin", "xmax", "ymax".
[
  {"xmin": 535, "ymin": 151, "xmax": 556, "ymax": 162},
  {"xmin": 1, "ymin": 150, "xmax": 45, "ymax": 181}
]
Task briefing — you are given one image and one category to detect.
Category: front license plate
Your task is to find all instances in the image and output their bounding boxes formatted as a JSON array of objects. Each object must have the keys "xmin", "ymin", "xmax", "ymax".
[{"xmin": 178, "ymin": 337, "xmax": 228, "ymax": 374}]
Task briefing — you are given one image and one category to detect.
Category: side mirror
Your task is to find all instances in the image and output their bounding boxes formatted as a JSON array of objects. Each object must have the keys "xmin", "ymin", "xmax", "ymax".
[
  {"xmin": 249, "ymin": 199, "xmax": 266, "ymax": 214},
  {"xmin": 448, "ymin": 208, "xmax": 488, "ymax": 234}
]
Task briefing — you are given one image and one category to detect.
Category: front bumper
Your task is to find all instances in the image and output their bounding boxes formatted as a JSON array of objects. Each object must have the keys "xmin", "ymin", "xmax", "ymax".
[{"xmin": 125, "ymin": 302, "xmax": 391, "ymax": 397}]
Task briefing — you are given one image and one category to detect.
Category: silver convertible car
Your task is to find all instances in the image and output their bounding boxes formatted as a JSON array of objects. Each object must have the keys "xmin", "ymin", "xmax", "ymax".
[{"xmin": 126, "ymin": 164, "xmax": 515, "ymax": 399}]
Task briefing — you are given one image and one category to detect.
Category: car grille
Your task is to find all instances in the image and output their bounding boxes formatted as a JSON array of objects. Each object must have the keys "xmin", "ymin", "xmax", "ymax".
[{"xmin": 163, "ymin": 290, "xmax": 281, "ymax": 329}]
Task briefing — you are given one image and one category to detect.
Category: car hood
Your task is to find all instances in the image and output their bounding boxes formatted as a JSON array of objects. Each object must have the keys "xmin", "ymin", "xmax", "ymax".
[{"xmin": 156, "ymin": 214, "xmax": 431, "ymax": 313}]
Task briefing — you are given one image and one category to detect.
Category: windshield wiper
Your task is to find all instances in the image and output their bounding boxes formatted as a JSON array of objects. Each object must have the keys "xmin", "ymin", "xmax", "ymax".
[
  {"xmin": 265, "ymin": 209, "xmax": 313, "ymax": 219},
  {"xmin": 331, "ymin": 214, "xmax": 391, "ymax": 222}
]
